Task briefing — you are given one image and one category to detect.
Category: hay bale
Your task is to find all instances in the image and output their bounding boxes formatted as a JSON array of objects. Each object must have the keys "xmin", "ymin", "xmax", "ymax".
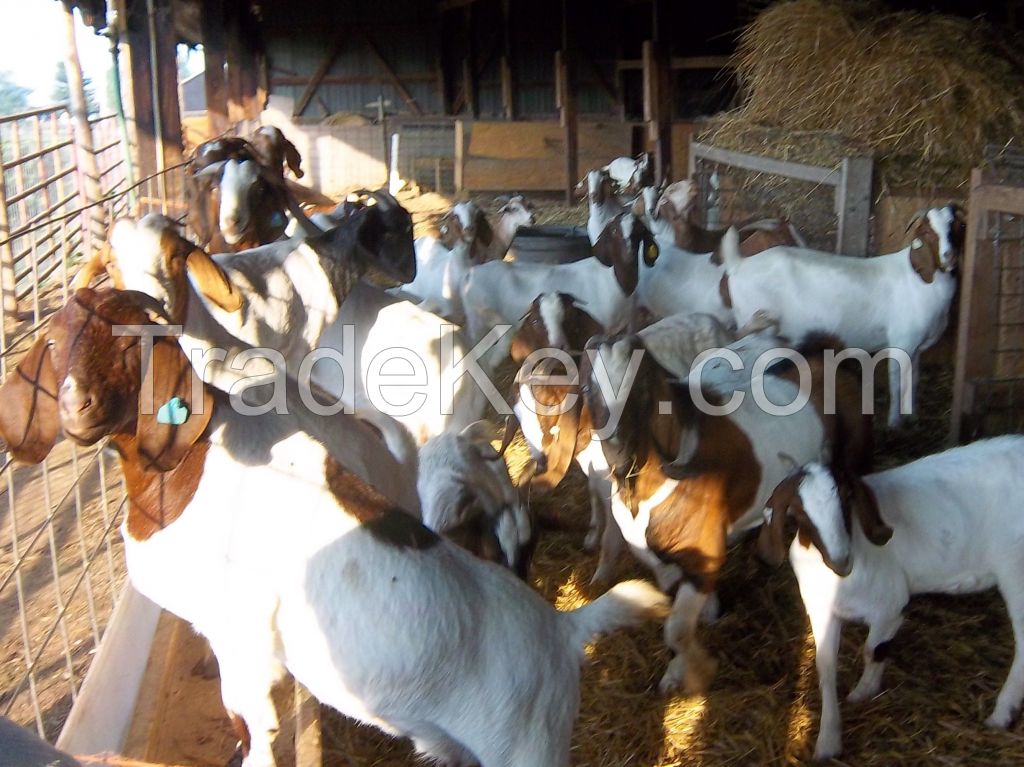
[{"xmin": 702, "ymin": 0, "xmax": 1024, "ymax": 190}]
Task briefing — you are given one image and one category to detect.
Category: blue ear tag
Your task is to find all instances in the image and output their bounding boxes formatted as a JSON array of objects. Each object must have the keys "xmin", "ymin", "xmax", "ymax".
[
  {"xmin": 157, "ymin": 397, "xmax": 190, "ymax": 426},
  {"xmin": 271, "ymin": 211, "xmax": 286, "ymax": 227}
]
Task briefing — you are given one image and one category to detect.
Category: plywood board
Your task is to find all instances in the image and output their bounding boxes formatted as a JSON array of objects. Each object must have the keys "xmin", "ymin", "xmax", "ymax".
[{"xmin": 463, "ymin": 120, "xmax": 634, "ymax": 191}]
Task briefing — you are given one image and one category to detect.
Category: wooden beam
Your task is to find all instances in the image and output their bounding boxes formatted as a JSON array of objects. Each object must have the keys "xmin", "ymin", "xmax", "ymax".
[
  {"xmin": 462, "ymin": 4, "xmax": 478, "ymax": 118},
  {"xmin": 272, "ymin": 74, "xmax": 439, "ymax": 87},
  {"xmin": 363, "ymin": 33, "xmax": 425, "ymax": 116},
  {"xmin": 642, "ymin": 39, "xmax": 671, "ymax": 182},
  {"xmin": 556, "ymin": 50, "xmax": 578, "ymax": 203},
  {"xmin": 293, "ymin": 32, "xmax": 347, "ymax": 118},
  {"xmin": 201, "ymin": 0, "xmax": 229, "ymax": 135},
  {"xmin": 617, "ymin": 55, "xmax": 731, "ymax": 71},
  {"xmin": 500, "ymin": 0, "xmax": 515, "ymax": 119}
]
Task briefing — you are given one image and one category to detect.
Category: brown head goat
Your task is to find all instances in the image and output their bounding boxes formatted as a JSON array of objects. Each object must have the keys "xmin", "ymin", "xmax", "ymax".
[
  {"xmin": 580, "ymin": 331, "xmax": 871, "ymax": 695},
  {"xmin": 0, "ymin": 287, "xmax": 666, "ymax": 767}
]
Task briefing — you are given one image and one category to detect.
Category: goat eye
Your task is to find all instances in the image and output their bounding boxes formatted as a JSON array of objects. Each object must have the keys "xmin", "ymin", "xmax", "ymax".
[{"xmin": 46, "ymin": 339, "xmax": 56, "ymax": 350}]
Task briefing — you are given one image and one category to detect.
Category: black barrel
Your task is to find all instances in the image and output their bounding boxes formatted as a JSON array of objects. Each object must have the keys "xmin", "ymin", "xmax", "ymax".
[{"xmin": 507, "ymin": 225, "xmax": 592, "ymax": 264}]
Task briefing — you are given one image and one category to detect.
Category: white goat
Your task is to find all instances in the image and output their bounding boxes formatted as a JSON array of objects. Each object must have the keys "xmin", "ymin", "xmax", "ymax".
[
  {"xmin": 0, "ymin": 288, "xmax": 669, "ymax": 767},
  {"xmin": 603, "ymin": 153, "xmax": 654, "ymax": 196},
  {"xmin": 636, "ymin": 242, "xmax": 732, "ymax": 324},
  {"xmin": 401, "ymin": 197, "xmax": 535, "ymax": 322},
  {"xmin": 417, "ymin": 421, "xmax": 533, "ymax": 575},
  {"xmin": 462, "ymin": 213, "xmax": 656, "ymax": 344},
  {"xmin": 762, "ymin": 436, "xmax": 1024, "ymax": 761},
  {"xmin": 719, "ymin": 204, "xmax": 965, "ymax": 427}
]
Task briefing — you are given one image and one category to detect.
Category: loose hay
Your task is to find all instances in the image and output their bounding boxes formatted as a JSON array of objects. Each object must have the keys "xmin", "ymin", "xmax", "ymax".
[{"xmin": 702, "ymin": 0, "xmax": 1024, "ymax": 191}]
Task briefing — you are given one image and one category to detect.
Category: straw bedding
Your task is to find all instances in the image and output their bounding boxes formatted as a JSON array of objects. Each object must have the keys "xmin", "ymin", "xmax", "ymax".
[
  {"xmin": 321, "ymin": 339, "xmax": 1022, "ymax": 764},
  {"xmin": 701, "ymin": 0, "xmax": 1024, "ymax": 191}
]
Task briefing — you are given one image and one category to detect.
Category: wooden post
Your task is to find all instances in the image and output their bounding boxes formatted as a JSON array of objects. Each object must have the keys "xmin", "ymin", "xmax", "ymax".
[
  {"xmin": 125, "ymin": 0, "xmax": 183, "ymax": 182},
  {"xmin": 556, "ymin": 51, "xmax": 578, "ymax": 204},
  {"xmin": 61, "ymin": 0, "xmax": 105, "ymax": 252},
  {"xmin": 837, "ymin": 155, "xmax": 873, "ymax": 257},
  {"xmin": 951, "ymin": 169, "xmax": 990, "ymax": 442},
  {"xmin": 462, "ymin": 5, "xmax": 478, "ymax": 118},
  {"xmin": 454, "ymin": 118, "xmax": 465, "ymax": 191},
  {"xmin": 201, "ymin": 0, "xmax": 229, "ymax": 135},
  {"xmin": 642, "ymin": 40, "xmax": 672, "ymax": 183},
  {"xmin": 500, "ymin": 0, "xmax": 515, "ymax": 120}
]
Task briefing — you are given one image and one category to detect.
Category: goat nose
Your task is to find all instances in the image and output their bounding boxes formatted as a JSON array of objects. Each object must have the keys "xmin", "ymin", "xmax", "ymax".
[{"xmin": 59, "ymin": 380, "xmax": 93, "ymax": 416}]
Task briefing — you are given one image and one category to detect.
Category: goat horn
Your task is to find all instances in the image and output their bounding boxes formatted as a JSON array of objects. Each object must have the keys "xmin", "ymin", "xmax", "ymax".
[
  {"xmin": 258, "ymin": 165, "xmax": 324, "ymax": 239},
  {"xmin": 496, "ymin": 413, "xmax": 520, "ymax": 457},
  {"xmin": 368, "ymin": 190, "xmax": 397, "ymax": 211},
  {"xmin": 193, "ymin": 160, "xmax": 227, "ymax": 178}
]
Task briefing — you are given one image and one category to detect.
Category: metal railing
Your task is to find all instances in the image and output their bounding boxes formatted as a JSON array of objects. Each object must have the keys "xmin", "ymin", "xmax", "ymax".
[{"xmin": 0, "ymin": 104, "xmax": 187, "ymax": 742}]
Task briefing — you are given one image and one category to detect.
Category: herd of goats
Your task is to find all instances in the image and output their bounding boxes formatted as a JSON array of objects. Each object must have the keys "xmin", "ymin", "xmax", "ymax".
[{"xmin": 2, "ymin": 125, "xmax": 1023, "ymax": 766}]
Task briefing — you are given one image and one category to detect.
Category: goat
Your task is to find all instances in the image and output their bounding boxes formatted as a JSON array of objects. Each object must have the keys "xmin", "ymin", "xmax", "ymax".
[
  {"xmin": 71, "ymin": 198, "xmax": 422, "ymax": 458},
  {"xmin": 511, "ymin": 299, "xmax": 737, "ymax": 587},
  {"xmin": 603, "ymin": 153, "xmax": 654, "ymax": 196},
  {"xmin": 640, "ymin": 179, "xmax": 806, "ymax": 258},
  {"xmin": 718, "ymin": 204, "xmax": 966, "ymax": 427},
  {"xmin": 462, "ymin": 212, "xmax": 658, "ymax": 344},
  {"xmin": 581, "ymin": 333, "xmax": 871, "ymax": 694},
  {"xmin": 417, "ymin": 421, "xmax": 534, "ymax": 576},
  {"xmin": 0, "ymin": 287, "xmax": 668, "ymax": 767},
  {"xmin": 761, "ymin": 436, "xmax": 1024, "ymax": 761},
  {"xmin": 581, "ymin": 169, "xmax": 629, "ymax": 245},
  {"xmin": 401, "ymin": 196, "xmax": 535, "ymax": 322}
]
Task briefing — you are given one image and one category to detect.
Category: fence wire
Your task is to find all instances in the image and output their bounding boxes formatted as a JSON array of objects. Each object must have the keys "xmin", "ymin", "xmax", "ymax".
[{"xmin": 0, "ymin": 104, "xmax": 186, "ymax": 742}]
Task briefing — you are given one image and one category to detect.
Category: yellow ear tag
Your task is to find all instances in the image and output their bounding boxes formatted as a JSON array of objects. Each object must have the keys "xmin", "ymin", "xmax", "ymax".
[{"xmin": 647, "ymin": 244, "xmax": 659, "ymax": 262}]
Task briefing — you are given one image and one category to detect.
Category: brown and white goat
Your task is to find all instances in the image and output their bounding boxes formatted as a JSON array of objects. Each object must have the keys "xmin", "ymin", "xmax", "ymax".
[
  {"xmin": 0, "ymin": 287, "xmax": 667, "ymax": 767},
  {"xmin": 581, "ymin": 333, "xmax": 871, "ymax": 694}
]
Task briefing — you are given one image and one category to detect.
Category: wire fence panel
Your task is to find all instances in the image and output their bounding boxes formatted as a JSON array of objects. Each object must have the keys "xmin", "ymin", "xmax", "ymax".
[{"xmin": 0, "ymin": 104, "xmax": 186, "ymax": 742}]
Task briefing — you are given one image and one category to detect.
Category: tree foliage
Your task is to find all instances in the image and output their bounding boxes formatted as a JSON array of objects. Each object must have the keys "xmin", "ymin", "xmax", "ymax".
[
  {"xmin": 52, "ymin": 61, "xmax": 99, "ymax": 116},
  {"xmin": 0, "ymin": 71, "xmax": 31, "ymax": 116}
]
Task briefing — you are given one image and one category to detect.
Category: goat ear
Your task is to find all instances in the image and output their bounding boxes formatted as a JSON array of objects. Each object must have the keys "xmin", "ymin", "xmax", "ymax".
[
  {"xmin": 844, "ymin": 476, "xmax": 893, "ymax": 546},
  {"xmin": 283, "ymin": 137, "xmax": 304, "ymax": 179},
  {"xmin": 186, "ymin": 248, "xmax": 243, "ymax": 312},
  {"xmin": 0, "ymin": 337, "xmax": 60, "ymax": 463},
  {"xmin": 909, "ymin": 241, "xmax": 937, "ymax": 284},
  {"xmin": 756, "ymin": 474, "xmax": 802, "ymax": 567},
  {"xmin": 135, "ymin": 337, "xmax": 213, "ymax": 472},
  {"xmin": 591, "ymin": 219, "xmax": 621, "ymax": 268},
  {"xmin": 71, "ymin": 247, "xmax": 108, "ymax": 290},
  {"xmin": 473, "ymin": 211, "xmax": 494, "ymax": 250}
]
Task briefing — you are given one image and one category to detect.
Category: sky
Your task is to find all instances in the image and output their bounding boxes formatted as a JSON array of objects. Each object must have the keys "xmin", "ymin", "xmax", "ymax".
[{"xmin": 0, "ymin": 0, "xmax": 117, "ymax": 109}]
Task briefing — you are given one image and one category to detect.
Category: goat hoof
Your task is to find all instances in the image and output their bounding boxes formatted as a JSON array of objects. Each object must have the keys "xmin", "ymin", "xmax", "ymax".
[
  {"xmin": 657, "ymin": 673, "xmax": 683, "ymax": 697},
  {"xmin": 846, "ymin": 681, "xmax": 881, "ymax": 704},
  {"xmin": 985, "ymin": 707, "xmax": 1019, "ymax": 730},
  {"xmin": 682, "ymin": 657, "xmax": 718, "ymax": 696},
  {"xmin": 812, "ymin": 734, "xmax": 842, "ymax": 762},
  {"xmin": 583, "ymin": 530, "xmax": 600, "ymax": 553}
]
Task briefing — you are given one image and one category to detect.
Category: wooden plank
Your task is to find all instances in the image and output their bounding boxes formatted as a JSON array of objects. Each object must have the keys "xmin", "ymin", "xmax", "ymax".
[
  {"xmin": 272, "ymin": 74, "xmax": 438, "ymax": 86},
  {"xmin": 642, "ymin": 40, "xmax": 671, "ymax": 182},
  {"xmin": 125, "ymin": 0, "xmax": 157, "ymax": 180},
  {"xmin": 578, "ymin": 49, "xmax": 620, "ymax": 109},
  {"xmin": 690, "ymin": 140, "xmax": 842, "ymax": 186},
  {"xmin": 454, "ymin": 118, "xmax": 465, "ymax": 191},
  {"xmin": 363, "ymin": 33, "xmax": 424, "ymax": 116},
  {"xmin": 500, "ymin": 0, "xmax": 515, "ymax": 119},
  {"xmin": 56, "ymin": 586, "xmax": 162, "ymax": 755},
  {"xmin": 462, "ymin": 4, "xmax": 477, "ymax": 118},
  {"xmin": 973, "ymin": 184, "xmax": 1024, "ymax": 217},
  {"xmin": 951, "ymin": 170, "xmax": 998, "ymax": 441},
  {"xmin": 556, "ymin": 50, "xmax": 578, "ymax": 203},
  {"xmin": 293, "ymin": 33, "xmax": 347, "ymax": 118},
  {"xmin": 618, "ymin": 55, "xmax": 732, "ymax": 71},
  {"xmin": 837, "ymin": 155, "xmax": 873, "ymax": 256}
]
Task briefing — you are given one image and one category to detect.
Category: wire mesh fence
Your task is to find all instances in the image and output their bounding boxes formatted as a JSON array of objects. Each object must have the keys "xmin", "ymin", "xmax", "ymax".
[{"xmin": 0, "ymin": 104, "xmax": 186, "ymax": 742}]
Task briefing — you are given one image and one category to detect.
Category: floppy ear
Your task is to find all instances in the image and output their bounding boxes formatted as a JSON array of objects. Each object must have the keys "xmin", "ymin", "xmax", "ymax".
[
  {"xmin": 757, "ymin": 474, "xmax": 802, "ymax": 567},
  {"xmin": 0, "ymin": 337, "xmax": 60, "ymax": 463},
  {"xmin": 135, "ymin": 337, "xmax": 213, "ymax": 472},
  {"xmin": 591, "ymin": 219, "xmax": 621, "ymax": 268},
  {"xmin": 283, "ymin": 137, "xmax": 304, "ymax": 178},
  {"xmin": 843, "ymin": 475, "xmax": 893, "ymax": 546},
  {"xmin": 909, "ymin": 241, "xmax": 937, "ymax": 284},
  {"xmin": 186, "ymin": 248, "xmax": 243, "ymax": 312}
]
